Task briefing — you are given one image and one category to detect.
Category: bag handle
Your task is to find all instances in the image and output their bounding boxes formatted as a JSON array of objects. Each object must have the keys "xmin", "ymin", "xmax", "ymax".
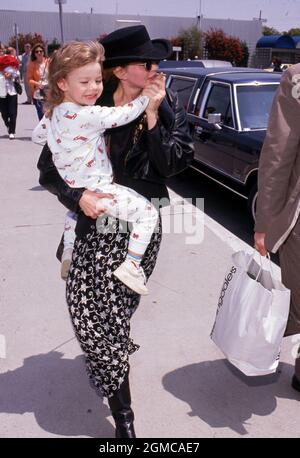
[{"xmin": 247, "ymin": 250, "xmax": 274, "ymax": 281}]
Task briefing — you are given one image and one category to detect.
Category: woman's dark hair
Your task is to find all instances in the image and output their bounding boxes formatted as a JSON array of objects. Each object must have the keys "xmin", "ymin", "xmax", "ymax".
[{"xmin": 31, "ymin": 43, "xmax": 46, "ymax": 61}]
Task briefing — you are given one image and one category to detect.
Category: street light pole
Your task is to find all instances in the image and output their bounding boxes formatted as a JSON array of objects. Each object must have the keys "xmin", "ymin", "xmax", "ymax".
[
  {"xmin": 59, "ymin": 1, "xmax": 64, "ymax": 43},
  {"xmin": 54, "ymin": 0, "xmax": 67, "ymax": 44},
  {"xmin": 197, "ymin": 0, "xmax": 204, "ymax": 58},
  {"xmin": 13, "ymin": 23, "xmax": 19, "ymax": 58}
]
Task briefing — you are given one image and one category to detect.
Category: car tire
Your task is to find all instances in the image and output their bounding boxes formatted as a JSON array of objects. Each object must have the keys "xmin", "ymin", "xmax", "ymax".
[{"xmin": 248, "ymin": 184, "xmax": 258, "ymax": 222}]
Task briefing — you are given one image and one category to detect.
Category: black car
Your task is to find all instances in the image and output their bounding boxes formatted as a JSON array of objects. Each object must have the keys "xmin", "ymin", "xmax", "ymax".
[{"xmin": 164, "ymin": 67, "xmax": 282, "ymax": 219}]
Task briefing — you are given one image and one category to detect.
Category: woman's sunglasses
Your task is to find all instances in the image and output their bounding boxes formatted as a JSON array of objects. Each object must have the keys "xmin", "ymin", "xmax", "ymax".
[
  {"xmin": 131, "ymin": 61, "xmax": 160, "ymax": 71},
  {"xmin": 35, "ymin": 50, "xmax": 44, "ymax": 54}
]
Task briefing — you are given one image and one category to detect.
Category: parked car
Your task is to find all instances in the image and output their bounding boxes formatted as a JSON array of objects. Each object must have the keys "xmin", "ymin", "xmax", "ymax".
[
  {"xmin": 164, "ymin": 66, "xmax": 282, "ymax": 219},
  {"xmin": 159, "ymin": 59, "xmax": 232, "ymax": 69}
]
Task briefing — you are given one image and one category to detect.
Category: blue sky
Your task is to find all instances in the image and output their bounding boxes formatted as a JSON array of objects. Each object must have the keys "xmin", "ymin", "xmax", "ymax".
[{"xmin": 0, "ymin": 0, "xmax": 299, "ymax": 32}]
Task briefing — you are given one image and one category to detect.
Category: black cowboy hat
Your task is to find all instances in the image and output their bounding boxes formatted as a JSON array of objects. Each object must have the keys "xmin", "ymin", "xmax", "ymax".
[{"xmin": 101, "ymin": 25, "xmax": 172, "ymax": 69}]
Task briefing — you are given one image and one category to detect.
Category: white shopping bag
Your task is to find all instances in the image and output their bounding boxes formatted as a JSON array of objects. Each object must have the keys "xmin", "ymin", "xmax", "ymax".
[{"xmin": 211, "ymin": 250, "xmax": 290, "ymax": 376}]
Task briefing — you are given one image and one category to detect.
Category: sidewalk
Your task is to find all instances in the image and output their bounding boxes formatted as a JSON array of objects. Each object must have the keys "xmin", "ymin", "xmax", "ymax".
[{"xmin": 0, "ymin": 93, "xmax": 299, "ymax": 438}]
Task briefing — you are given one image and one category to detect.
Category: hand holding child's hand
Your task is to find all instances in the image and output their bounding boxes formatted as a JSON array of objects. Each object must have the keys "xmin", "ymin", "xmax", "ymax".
[
  {"xmin": 79, "ymin": 190, "xmax": 114, "ymax": 219},
  {"xmin": 142, "ymin": 73, "xmax": 166, "ymax": 113},
  {"xmin": 142, "ymin": 73, "xmax": 166, "ymax": 128}
]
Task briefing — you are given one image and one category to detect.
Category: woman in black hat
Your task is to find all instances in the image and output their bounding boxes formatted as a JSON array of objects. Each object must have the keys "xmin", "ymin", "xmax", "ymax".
[{"xmin": 37, "ymin": 25, "xmax": 194, "ymax": 438}]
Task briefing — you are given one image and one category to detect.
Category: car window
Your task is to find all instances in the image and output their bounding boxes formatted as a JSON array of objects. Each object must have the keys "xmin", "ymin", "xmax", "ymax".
[
  {"xmin": 168, "ymin": 76, "xmax": 197, "ymax": 110},
  {"xmin": 236, "ymin": 84, "xmax": 278, "ymax": 130},
  {"xmin": 203, "ymin": 84, "xmax": 234, "ymax": 127}
]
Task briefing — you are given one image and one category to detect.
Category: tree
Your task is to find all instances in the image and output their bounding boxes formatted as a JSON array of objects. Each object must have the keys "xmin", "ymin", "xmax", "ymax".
[
  {"xmin": 167, "ymin": 36, "xmax": 184, "ymax": 60},
  {"xmin": 177, "ymin": 26, "xmax": 202, "ymax": 60},
  {"xmin": 47, "ymin": 38, "xmax": 61, "ymax": 56},
  {"xmin": 239, "ymin": 41, "xmax": 249, "ymax": 67},
  {"xmin": 170, "ymin": 36, "xmax": 183, "ymax": 48},
  {"xmin": 287, "ymin": 28, "xmax": 300, "ymax": 36},
  {"xmin": 204, "ymin": 28, "xmax": 244, "ymax": 65},
  {"xmin": 262, "ymin": 26, "xmax": 281, "ymax": 36},
  {"xmin": 8, "ymin": 32, "xmax": 46, "ymax": 54}
]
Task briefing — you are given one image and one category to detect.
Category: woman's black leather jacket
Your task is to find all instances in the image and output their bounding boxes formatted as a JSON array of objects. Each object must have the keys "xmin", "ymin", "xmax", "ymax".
[
  {"xmin": 37, "ymin": 88, "xmax": 194, "ymax": 213},
  {"xmin": 123, "ymin": 89, "xmax": 194, "ymax": 182}
]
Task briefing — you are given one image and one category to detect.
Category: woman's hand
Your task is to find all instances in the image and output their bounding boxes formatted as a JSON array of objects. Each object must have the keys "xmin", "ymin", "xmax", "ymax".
[
  {"xmin": 142, "ymin": 73, "xmax": 166, "ymax": 129},
  {"xmin": 79, "ymin": 190, "xmax": 114, "ymax": 219},
  {"xmin": 254, "ymin": 232, "xmax": 268, "ymax": 256}
]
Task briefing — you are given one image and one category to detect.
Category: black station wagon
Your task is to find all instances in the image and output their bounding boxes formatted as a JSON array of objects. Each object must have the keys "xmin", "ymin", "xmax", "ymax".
[{"xmin": 164, "ymin": 67, "xmax": 282, "ymax": 219}]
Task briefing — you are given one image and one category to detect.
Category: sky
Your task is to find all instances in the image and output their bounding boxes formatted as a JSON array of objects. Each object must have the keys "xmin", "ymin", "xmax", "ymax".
[{"xmin": 0, "ymin": 0, "xmax": 300, "ymax": 32}]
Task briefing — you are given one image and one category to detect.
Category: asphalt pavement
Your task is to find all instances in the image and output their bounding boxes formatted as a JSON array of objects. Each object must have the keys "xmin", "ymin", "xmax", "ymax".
[{"xmin": 0, "ymin": 92, "xmax": 299, "ymax": 438}]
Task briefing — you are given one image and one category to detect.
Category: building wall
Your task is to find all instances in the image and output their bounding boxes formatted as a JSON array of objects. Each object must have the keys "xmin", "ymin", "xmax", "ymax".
[{"xmin": 0, "ymin": 9, "xmax": 262, "ymax": 63}]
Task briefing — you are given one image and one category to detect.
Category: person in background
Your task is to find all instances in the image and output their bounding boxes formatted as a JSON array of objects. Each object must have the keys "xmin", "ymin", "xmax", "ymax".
[
  {"xmin": 27, "ymin": 43, "xmax": 48, "ymax": 120},
  {"xmin": 254, "ymin": 63, "xmax": 300, "ymax": 394},
  {"xmin": 36, "ymin": 25, "xmax": 194, "ymax": 438},
  {"xmin": 0, "ymin": 48, "xmax": 20, "ymax": 139},
  {"xmin": 20, "ymin": 43, "xmax": 32, "ymax": 104},
  {"xmin": 272, "ymin": 58, "xmax": 283, "ymax": 72},
  {"xmin": 6, "ymin": 47, "xmax": 17, "ymax": 58}
]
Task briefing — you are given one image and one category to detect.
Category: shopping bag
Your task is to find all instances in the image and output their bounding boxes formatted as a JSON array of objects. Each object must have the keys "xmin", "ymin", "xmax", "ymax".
[
  {"xmin": 13, "ymin": 78, "xmax": 22, "ymax": 95},
  {"xmin": 210, "ymin": 250, "xmax": 290, "ymax": 376}
]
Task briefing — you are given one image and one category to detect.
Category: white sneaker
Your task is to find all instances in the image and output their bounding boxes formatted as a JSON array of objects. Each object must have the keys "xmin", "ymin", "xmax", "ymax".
[
  {"xmin": 113, "ymin": 260, "xmax": 148, "ymax": 295},
  {"xmin": 9, "ymin": 133, "xmax": 15, "ymax": 140},
  {"xmin": 61, "ymin": 248, "xmax": 73, "ymax": 281}
]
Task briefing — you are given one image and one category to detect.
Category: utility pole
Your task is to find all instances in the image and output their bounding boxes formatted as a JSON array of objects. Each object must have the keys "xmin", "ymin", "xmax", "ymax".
[
  {"xmin": 54, "ymin": 0, "xmax": 67, "ymax": 44},
  {"xmin": 253, "ymin": 10, "xmax": 267, "ymax": 24},
  {"xmin": 196, "ymin": 0, "xmax": 203, "ymax": 28},
  {"xmin": 197, "ymin": 0, "xmax": 204, "ymax": 58},
  {"xmin": 13, "ymin": 23, "xmax": 19, "ymax": 59},
  {"xmin": 199, "ymin": 0, "xmax": 202, "ymax": 30}
]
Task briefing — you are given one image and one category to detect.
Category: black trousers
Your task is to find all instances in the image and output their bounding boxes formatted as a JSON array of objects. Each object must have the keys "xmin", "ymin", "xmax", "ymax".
[{"xmin": 0, "ymin": 94, "xmax": 18, "ymax": 134}]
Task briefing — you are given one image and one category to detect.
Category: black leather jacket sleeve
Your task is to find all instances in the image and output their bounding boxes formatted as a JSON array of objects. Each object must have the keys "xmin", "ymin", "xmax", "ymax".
[
  {"xmin": 37, "ymin": 144, "xmax": 85, "ymax": 212},
  {"xmin": 124, "ymin": 89, "xmax": 194, "ymax": 181}
]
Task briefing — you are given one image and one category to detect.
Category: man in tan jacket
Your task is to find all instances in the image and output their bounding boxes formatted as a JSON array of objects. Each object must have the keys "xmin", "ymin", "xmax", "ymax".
[{"xmin": 255, "ymin": 64, "xmax": 300, "ymax": 393}]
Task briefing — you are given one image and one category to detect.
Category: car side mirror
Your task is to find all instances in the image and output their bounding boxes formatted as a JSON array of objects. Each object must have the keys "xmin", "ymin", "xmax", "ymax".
[{"xmin": 208, "ymin": 113, "xmax": 222, "ymax": 130}]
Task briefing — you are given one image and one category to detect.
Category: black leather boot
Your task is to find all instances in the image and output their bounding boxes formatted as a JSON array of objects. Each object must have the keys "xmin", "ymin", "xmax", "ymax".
[
  {"xmin": 292, "ymin": 347, "xmax": 300, "ymax": 393},
  {"xmin": 108, "ymin": 372, "xmax": 136, "ymax": 438},
  {"xmin": 291, "ymin": 374, "xmax": 300, "ymax": 393}
]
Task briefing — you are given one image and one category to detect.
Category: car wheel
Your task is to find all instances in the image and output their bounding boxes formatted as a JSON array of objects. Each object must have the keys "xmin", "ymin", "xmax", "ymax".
[{"xmin": 247, "ymin": 184, "xmax": 258, "ymax": 222}]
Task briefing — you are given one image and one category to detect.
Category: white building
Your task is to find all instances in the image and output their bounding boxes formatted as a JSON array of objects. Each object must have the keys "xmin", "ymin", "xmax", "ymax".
[{"xmin": 0, "ymin": 9, "xmax": 262, "ymax": 64}]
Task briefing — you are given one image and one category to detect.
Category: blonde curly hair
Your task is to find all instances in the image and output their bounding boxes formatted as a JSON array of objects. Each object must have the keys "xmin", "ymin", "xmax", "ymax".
[{"xmin": 45, "ymin": 40, "xmax": 105, "ymax": 116}]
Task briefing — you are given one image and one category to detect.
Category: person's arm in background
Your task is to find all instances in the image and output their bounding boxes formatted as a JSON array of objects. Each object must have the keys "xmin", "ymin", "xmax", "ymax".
[
  {"xmin": 27, "ymin": 61, "xmax": 42, "ymax": 96},
  {"xmin": 20, "ymin": 55, "xmax": 24, "ymax": 81},
  {"xmin": 254, "ymin": 66, "xmax": 300, "ymax": 255}
]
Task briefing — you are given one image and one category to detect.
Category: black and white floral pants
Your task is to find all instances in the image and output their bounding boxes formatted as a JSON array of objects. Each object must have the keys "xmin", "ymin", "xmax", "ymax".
[{"xmin": 66, "ymin": 215, "xmax": 162, "ymax": 398}]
